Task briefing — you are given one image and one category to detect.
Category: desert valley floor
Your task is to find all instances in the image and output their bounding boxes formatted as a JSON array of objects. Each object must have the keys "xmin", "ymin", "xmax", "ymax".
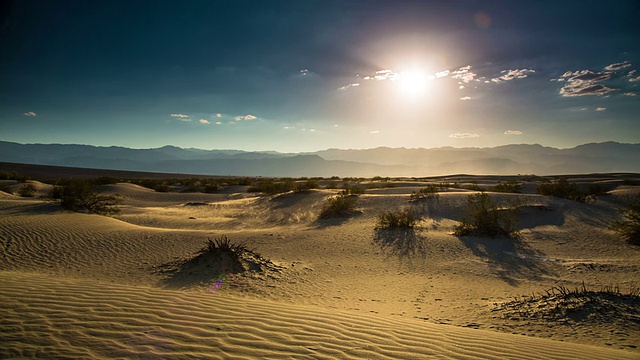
[{"xmin": 1, "ymin": 173, "xmax": 639, "ymax": 359}]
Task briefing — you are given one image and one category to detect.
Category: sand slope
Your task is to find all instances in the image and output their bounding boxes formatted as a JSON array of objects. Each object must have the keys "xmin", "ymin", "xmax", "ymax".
[
  {"xmin": 1, "ymin": 176, "xmax": 639, "ymax": 358},
  {"xmin": 2, "ymin": 271, "xmax": 636, "ymax": 360}
]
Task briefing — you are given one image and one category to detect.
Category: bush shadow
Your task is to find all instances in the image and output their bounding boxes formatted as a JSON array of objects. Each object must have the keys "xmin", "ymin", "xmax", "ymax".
[
  {"xmin": 458, "ymin": 235, "xmax": 556, "ymax": 286},
  {"xmin": 373, "ymin": 228, "xmax": 428, "ymax": 264}
]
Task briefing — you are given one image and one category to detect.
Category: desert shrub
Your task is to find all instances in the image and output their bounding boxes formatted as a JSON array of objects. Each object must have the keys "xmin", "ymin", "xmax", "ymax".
[
  {"xmin": 376, "ymin": 208, "xmax": 419, "ymax": 229},
  {"xmin": 410, "ymin": 184, "xmax": 440, "ymax": 200},
  {"xmin": 319, "ymin": 194, "xmax": 358, "ymax": 219},
  {"xmin": 340, "ymin": 183, "xmax": 365, "ymax": 196},
  {"xmin": 17, "ymin": 184, "xmax": 36, "ymax": 197},
  {"xmin": 586, "ymin": 183, "xmax": 608, "ymax": 197},
  {"xmin": 492, "ymin": 180, "xmax": 522, "ymax": 193},
  {"xmin": 454, "ymin": 192, "xmax": 518, "ymax": 238},
  {"xmin": 56, "ymin": 179, "xmax": 120, "ymax": 215},
  {"xmin": 294, "ymin": 179, "xmax": 319, "ymax": 192},
  {"xmin": 536, "ymin": 178, "xmax": 588, "ymax": 202},
  {"xmin": 248, "ymin": 179, "xmax": 294, "ymax": 195},
  {"xmin": 202, "ymin": 235, "xmax": 248, "ymax": 255},
  {"xmin": 611, "ymin": 195, "xmax": 640, "ymax": 246}
]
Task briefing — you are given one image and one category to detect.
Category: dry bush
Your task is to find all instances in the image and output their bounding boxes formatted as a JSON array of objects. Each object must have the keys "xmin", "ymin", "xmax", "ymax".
[
  {"xmin": 319, "ymin": 194, "xmax": 358, "ymax": 219},
  {"xmin": 454, "ymin": 192, "xmax": 518, "ymax": 238},
  {"xmin": 611, "ymin": 195, "xmax": 640, "ymax": 246},
  {"xmin": 54, "ymin": 179, "xmax": 120, "ymax": 215},
  {"xmin": 376, "ymin": 208, "xmax": 419, "ymax": 229}
]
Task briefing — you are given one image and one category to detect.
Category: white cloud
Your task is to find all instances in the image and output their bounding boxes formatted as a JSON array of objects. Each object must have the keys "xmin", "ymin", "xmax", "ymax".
[
  {"xmin": 604, "ymin": 61, "xmax": 632, "ymax": 71},
  {"xmin": 596, "ymin": 107, "xmax": 606, "ymax": 111},
  {"xmin": 629, "ymin": 75, "xmax": 640, "ymax": 82},
  {"xmin": 460, "ymin": 96, "xmax": 472, "ymax": 100},
  {"xmin": 283, "ymin": 126, "xmax": 294, "ymax": 130},
  {"xmin": 300, "ymin": 69, "xmax": 309, "ymax": 76},
  {"xmin": 449, "ymin": 133, "xmax": 480, "ymax": 139},
  {"xmin": 490, "ymin": 69, "xmax": 535, "ymax": 83},
  {"xmin": 235, "ymin": 114, "xmax": 257, "ymax": 121},
  {"xmin": 624, "ymin": 92, "xmax": 637, "ymax": 96},
  {"xmin": 450, "ymin": 65, "xmax": 476, "ymax": 83},
  {"xmin": 170, "ymin": 113, "xmax": 191, "ymax": 121},
  {"xmin": 23, "ymin": 111, "xmax": 36, "ymax": 117},
  {"xmin": 338, "ymin": 83, "xmax": 360, "ymax": 91},
  {"xmin": 370, "ymin": 130, "xmax": 380, "ymax": 134},
  {"xmin": 215, "ymin": 121, "xmax": 223, "ymax": 125},
  {"xmin": 504, "ymin": 130, "xmax": 523, "ymax": 135},
  {"xmin": 199, "ymin": 119, "xmax": 210, "ymax": 124},
  {"xmin": 556, "ymin": 70, "xmax": 616, "ymax": 97},
  {"xmin": 215, "ymin": 113, "xmax": 222, "ymax": 118},
  {"xmin": 459, "ymin": 85, "xmax": 465, "ymax": 89},
  {"xmin": 435, "ymin": 70, "xmax": 450, "ymax": 78}
]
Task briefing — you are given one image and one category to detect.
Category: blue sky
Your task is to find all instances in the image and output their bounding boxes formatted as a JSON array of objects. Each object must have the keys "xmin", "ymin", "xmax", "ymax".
[{"xmin": 1, "ymin": 0, "xmax": 639, "ymax": 152}]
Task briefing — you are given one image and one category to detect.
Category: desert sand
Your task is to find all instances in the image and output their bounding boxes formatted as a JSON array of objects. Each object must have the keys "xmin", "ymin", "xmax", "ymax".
[{"xmin": 1, "ymin": 174, "xmax": 639, "ymax": 359}]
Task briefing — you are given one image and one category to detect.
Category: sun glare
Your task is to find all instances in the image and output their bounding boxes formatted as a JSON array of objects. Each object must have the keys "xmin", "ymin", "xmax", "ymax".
[{"xmin": 397, "ymin": 69, "xmax": 431, "ymax": 97}]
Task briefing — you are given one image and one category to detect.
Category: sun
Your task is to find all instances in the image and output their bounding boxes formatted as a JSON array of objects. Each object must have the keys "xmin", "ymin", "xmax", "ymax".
[{"xmin": 398, "ymin": 69, "xmax": 430, "ymax": 97}]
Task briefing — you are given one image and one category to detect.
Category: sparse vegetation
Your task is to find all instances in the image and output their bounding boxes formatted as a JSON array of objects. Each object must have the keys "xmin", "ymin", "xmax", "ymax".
[
  {"xmin": 17, "ymin": 183, "xmax": 37, "ymax": 197},
  {"xmin": 319, "ymin": 194, "xmax": 358, "ymax": 219},
  {"xmin": 611, "ymin": 195, "xmax": 640, "ymax": 246},
  {"xmin": 340, "ymin": 183, "xmax": 365, "ymax": 196},
  {"xmin": 376, "ymin": 208, "xmax": 419, "ymax": 229},
  {"xmin": 294, "ymin": 179, "xmax": 319, "ymax": 192},
  {"xmin": 536, "ymin": 178, "xmax": 590, "ymax": 202},
  {"xmin": 248, "ymin": 179, "xmax": 295, "ymax": 195},
  {"xmin": 52, "ymin": 179, "xmax": 121, "ymax": 215},
  {"xmin": 454, "ymin": 191, "xmax": 518, "ymax": 238},
  {"xmin": 201, "ymin": 235, "xmax": 248, "ymax": 256},
  {"xmin": 491, "ymin": 180, "xmax": 522, "ymax": 193},
  {"xmin": 410, "ymin": 184, "xmax": 441, "ymax": 200}
]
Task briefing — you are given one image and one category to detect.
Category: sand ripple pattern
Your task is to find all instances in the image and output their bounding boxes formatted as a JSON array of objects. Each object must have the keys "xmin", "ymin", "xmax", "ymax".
[{"xmin": 1, "ymin": 271, "xmax": 634, "ymax": 360}]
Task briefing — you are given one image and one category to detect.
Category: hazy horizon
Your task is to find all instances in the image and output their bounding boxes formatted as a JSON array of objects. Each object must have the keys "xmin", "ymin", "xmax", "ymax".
[{"xmin": 1, "ymin": 1, "xmax": 639, "ymax": 153}]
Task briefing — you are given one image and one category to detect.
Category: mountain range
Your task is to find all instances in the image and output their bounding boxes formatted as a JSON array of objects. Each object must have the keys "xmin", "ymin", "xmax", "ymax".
[{"xmin": 0, "ymin": 141, "xmax": 638, "ymax": 177}]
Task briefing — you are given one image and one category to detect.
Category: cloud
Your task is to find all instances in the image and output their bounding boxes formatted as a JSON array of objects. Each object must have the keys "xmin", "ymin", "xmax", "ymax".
[
  {"xmin": 596, "ymin": 107, "xmax": 606, "ymax": 111},
  {"xmin": 624, "ymin": 92, "xmax": 637, "ymax": 96},
  {"xmin": 215, "ymin": 121, "xmax": 222, "ymax": 125},
  {"xmin": 170, "ymin": 113, "xmax": 191, "ymax": 121},
  {"xmin": 460, "ymin": 96, "xmax": 472, "ymax": 100},
  {"xmin": 299, "ymin": 69, "xmax": 309, "ymax": 76},
  {"xmin": 504, "ymin": 130, "xmax": 523, "ymax": 135},
  {"xmin": 234, "ymin": 114, "xmax": 257, "ymax": 121},
  {"xmin": 604, "ymin": 61, "xmax": 632, "ymax": 71},
  {"xmin": 449, "ymin": 133, "xmax": 480, "ymax": 139},
  {"xmin": 490, "ymin": 69, "xmax": 535, "ymax": 83},
  {"xmin": 23, "ymin": 111, "xmax": 36, "ymax": 117},
  {"xmin": 629, "ymin": 75, "xmax": 640, "ymax": 82},
  {"xmin": 199, "ymin": 119, "xmax": 210, "ymax": 124},
  {"xmin": 435, "ymin": 70, "xmax": 450, "ymax": 78},
  {"xmin": 450, "ymin": 65, "xmax": 476, "ymax": 83},
  {"xmin": 283, "ymin": 126, "xmax": 294, "ymax": 130},
  {"xmin": 370, "ymin": 130, "xmax": 380, "ymax": 134},
  {"xmin": 215, "ymin": 113, "xmax": 222, "ymax": 118},
  {"xmin": 338, "ymin": 83, "xmax": 360, "ymax": 91},
  {"xmin": 364, "ymin": 69, "xmax": 399, "ymax": 81},
  {"xmin": 556, "ymin": 70, "xmax": 616, "ymax": 97}
]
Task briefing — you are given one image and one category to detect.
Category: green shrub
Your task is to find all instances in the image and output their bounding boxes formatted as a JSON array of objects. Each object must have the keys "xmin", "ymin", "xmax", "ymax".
[
  {"xmin": 611, "ymin": 195, "xmax": 640, "ymax": 246},
  {"xmin": 56, "ymin": 179, "xmax": 120, "ymax": 215},
  {"xmin": 454, "ymin": 192, "xmax": 518, "ymax": 238},
  {"xmin": 492, "ymin": 180, "xmax": 522, "ymax": 193},
  {"xmin": 17, "ymin": 184, "xmax": 36, "ymax": 197},
  {"xmin": 319, "ymin": 194, "xmax": 358, "ymax": 219},
  {"xmin": 536, "ymin": 178, "xmax": 588, "ymax": 202},
  {"xmin": 376, "ymin": 208, "xmax": 419, "ymax": 229}
]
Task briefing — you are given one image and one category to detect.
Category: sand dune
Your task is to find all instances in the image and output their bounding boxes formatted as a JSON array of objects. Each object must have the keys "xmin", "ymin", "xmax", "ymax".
[
  {"xmin": 1, "ymin": 271, "xmax": 636, "ymax": 360},
  {"xmin": 1, "ymin": 175, "xmax": 639, "ymax": 358}
]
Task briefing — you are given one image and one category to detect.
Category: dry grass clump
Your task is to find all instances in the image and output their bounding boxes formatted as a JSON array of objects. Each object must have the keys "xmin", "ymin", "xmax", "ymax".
[
  {"xmin": 494, "ymin": 283, "xmax": 640, "ymax": 326},
  {"xmin": 454, "ymin": 192, "xmax": 518, "ymax": 238},
  {"xmin": 491, "ymin": 180, "xmax": 522, "ymax": 193},
  {"xmin": 17, "ymin": 184, "xmax": 36, "ymax": 197},
  {"xmin": 319, "ymin": 194, "xmax": 358, "ymax": 219},
  {"xmin": 376, "ymin": 208, "xmax": 420, "ymax": 229}
]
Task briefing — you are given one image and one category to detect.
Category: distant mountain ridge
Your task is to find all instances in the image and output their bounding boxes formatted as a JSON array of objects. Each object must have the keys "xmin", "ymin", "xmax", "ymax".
[{"xmin": 0, "ymin": 141, "xmax": 638, "ymax": 177}]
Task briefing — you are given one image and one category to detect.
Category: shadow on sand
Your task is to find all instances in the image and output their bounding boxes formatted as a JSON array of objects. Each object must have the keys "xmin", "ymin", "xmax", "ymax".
[
  {"xmin": 458, "ymin": 235, "xmax": 556, "ymax": 286},
  {"xmin": 373, "ymin": 228, "xmax": 428, "ymax": 264}
]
